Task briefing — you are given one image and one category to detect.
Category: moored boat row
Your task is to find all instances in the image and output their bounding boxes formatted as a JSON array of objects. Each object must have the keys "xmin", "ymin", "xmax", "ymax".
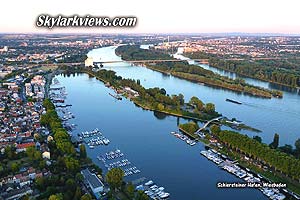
[
  {"xmin": 136, "ymin": 180, "xmax": 170, "ymax": 199},
  {"xmin": 200, "ymin": 149, "xmax": 286, "ymax": 200},
  {"xmin": 171, "ymin": 131, "xmax": 196, "ymax": 146}
]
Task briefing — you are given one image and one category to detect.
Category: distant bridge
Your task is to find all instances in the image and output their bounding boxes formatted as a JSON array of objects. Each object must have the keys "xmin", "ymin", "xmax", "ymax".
[
  {"xmin": 195, "ymin": 117, "xmax": 223, "ymax": 134},
  {"xmin": 93, "ymin": 59, "xmax": 210, "ymax": 64}
]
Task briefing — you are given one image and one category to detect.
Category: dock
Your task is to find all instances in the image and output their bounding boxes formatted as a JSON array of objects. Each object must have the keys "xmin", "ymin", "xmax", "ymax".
[{"xmin": 109, "ymin": 92, "xmax": 122, "ymax": 100}]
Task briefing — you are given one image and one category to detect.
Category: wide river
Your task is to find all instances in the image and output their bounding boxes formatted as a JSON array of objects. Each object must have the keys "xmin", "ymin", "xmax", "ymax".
[{"xmin": 53, "ymin": 45, "xmax": 300, "ymax": 199}]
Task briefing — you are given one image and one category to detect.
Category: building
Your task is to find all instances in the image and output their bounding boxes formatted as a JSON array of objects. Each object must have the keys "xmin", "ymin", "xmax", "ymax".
[
  {"xmin": 124, "ymin": 87, "xmax": 139, "ymax": 97},
  {"xmin": 85, "ymin": 57, "xmax": 94, "ymax": 67},
  {"xmin": 81, "ymin": 168, "xmax": 104, "ymax": 195},
  {"xmin": 42, "ymin": 151, "xmax": 50, "ymax": 159}
]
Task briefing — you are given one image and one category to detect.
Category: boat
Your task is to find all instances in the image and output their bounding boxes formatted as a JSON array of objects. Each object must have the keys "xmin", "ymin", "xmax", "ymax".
[
  {"xmin": 103, "ymin": 138, "xmax": 110, "ymax": 145},
  {"xmin": 226, "ymin": 98, "xmax": 242, "ymax": 105},
  {"xmin": 159, "ymin": 192, "xmax": 170, "ymax": 199},
  {"xmin": 145, "ymin": 180, "xmax": 154, "ymax": 186},
  {"xmin": 89, "ymin": 145, "xmax": 95, "ymax": 149}
]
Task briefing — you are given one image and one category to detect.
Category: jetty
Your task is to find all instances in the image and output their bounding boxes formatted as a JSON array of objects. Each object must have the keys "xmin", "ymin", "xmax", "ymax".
[{"xmin": 109, "ymin": 92, "xmax": 122, "ymax": 100}]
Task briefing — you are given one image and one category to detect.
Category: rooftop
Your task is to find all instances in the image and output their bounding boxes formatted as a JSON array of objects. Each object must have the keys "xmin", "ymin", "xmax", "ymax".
[{"xmin": 81, "ymin": 168, "xmax": 104, "ymax": 189}]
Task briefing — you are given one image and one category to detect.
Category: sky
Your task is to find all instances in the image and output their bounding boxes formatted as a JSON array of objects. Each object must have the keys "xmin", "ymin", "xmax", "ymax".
[{"xmin": 0, "ymin": 0, "xmax": 299, "ymax": 34}]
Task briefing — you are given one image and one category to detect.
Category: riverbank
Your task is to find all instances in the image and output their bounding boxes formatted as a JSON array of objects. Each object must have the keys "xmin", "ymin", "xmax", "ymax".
[
  {"xmin": 59, "ymin": 66, "xmax": 262, "ymax": 133},
  {"xmin": 179, "ymin": 120, "xmax": 300, "ymax": 197},
  {"xmin": 62, "ymin": 66, "xmax": 221, "ymax": 121},
  {"xmin": 115, "ymin": 45, "xmax": 283, "ymax": 98},
  {"xmin": 184, "ymin": 52, "xmax": 298, "ymax": 90}
]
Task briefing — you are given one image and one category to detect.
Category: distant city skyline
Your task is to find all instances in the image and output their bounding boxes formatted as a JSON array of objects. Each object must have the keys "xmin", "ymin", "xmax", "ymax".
[{"xmin": 0, "ymin": 0, "xmax": 300, "ymax": 34}]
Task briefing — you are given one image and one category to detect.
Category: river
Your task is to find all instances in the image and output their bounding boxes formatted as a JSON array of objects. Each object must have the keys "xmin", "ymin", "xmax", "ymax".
[
  {"xmin": 51, "ymin": 45, "xmax": 300, "ymax": 199},
  {"xmin": 88, "ymin": 45, "xmax": 300, "ymax": 146},
  {"xmin": 54, "ymin": 73, "xmax": 266, "ymax": 200}
]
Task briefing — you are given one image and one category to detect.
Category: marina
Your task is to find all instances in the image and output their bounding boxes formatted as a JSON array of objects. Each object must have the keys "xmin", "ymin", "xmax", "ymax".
[
  {"xmin": 49, "ymin": 79, "xmax": 78, "ymax": 132},
  {"xmin": 97, "ymin": 149, "xmax": 141, "ymax": 177},
  {"xmin": 171, "ymin": 131, "xmax": 196, "ymax": 146},
  {"xmin": 136, "ymin": 180, "xmax": 170, "ymax": 199},
  {"xmin": 200, "ymin": 149, "xmax": 287, "ymax": 200},
  {"xmin": 78, "ymin": 128, "xmax": 110, "ymax": 148}
]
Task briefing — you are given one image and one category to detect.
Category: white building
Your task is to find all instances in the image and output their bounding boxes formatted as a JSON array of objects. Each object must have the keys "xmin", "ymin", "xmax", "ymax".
[
  {"xmin": 85, "ymin": 57, "xmax": 94, "ymax": 67},
  {"xmin": 81, "ymin": 168, "xmax": 104, "ymax": 194},
  {"xmin": 42, "ymin": 151, "xmax": 50, "ymax": 159}
]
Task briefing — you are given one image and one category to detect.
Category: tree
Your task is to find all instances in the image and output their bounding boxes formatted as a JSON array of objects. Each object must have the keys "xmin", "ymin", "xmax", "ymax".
[
  {"xmin": 66, "ymin": 178, "xmax": 76, "ymax": 192},
  {"xmin": 64, "ymin": 157, "xmax": 80, "ymax": 174},
  {"xmin": 178, "ymin": 93, "xmax": 184, "ymax": 105},
  {"xmin": 74, "ymin": 187, "xmax": 82, "ymax": 200},
  {"xmin": 160, "ymin": 88, "xmax": 166, "ymax": 95},
  {"xmin": 269, "ymin": 133, "xmax": 279, "ymax": 149},
  {"xmin": 81, "ymin": 194, "xmax": 92, "ymax": 200},
  {"xmin": 189, "ymin": 96, "xmax": 204, "ymax": 111},
  {"xmin": 279, "ymin": 144, "xmax": 293, "ymax": 155},
  {"xmin": 79, "ymin": 144, "xmax": 87, "ymax": 159},
  {"xmin": 49, "ymin": 194, "xmax": 63, "ymax": 200},
  {"xmin": 210, "ymin": 124, "xmax": 220, "ymax": 134},
  {"xmin": 157, "ymin": 103, "xmax": 165, "ymax": 111},
  {"xmin": 11, "ymin": 162, "xmax": 19, "ymax": 173},
  {"xmin": 5, "ymin": 145, "xmax": 16, "ymax": 159},
  {"xmin": 204, "ymin": 103, "xmax": 215, "ymax": 114},
  {"xmin": 295, "ymin": 138, "xmax": 300, "ymax": 157},
  {"xmin": 136, "ymin": 190, "xmax": 149, "ymax": 200},
  {"xmin": 105, "ymin": 168, "xmax": 124, "ymax": 191},
  {"xmin": 125, "ymin": 183, "xmax": 135, "ymax": 199},
  {"xmin": 35, "ymin": 177, "xmax": 45, "ymax": 190},
  {"xmin": 253, "ymin": 136, "xmax": 262, "ymax": 143}
]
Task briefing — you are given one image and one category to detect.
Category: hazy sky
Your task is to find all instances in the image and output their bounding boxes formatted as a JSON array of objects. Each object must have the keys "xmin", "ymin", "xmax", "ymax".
[{"xmin": 0, "ymin": 0, "xmax": 299, "ymax": 34}]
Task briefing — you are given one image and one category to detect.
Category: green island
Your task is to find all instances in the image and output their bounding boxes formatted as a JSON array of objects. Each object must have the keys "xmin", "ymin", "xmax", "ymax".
[
  {"xmin": 60, "ymin": 65, "xmax": 220, "ymax": 122},
  {"xmin": 115, "ymin": 45, "xmax": 283, "ymax": 98},
  {"xmin": 184, "ymin": 51, "xmax": 300, "ymax": 89},
  {"xmin": 179, "ymin": 122, "xmax": 300, "ymax": 195},
  {"xmin": 60, "ymin": 65, "xmax": 259, "ymax": 132}
]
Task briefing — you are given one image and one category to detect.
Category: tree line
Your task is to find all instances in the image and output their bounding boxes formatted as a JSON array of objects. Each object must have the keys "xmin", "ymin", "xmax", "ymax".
[
  {"xmin": 69, "ymin": 66, "xmax": 220, "ymax": 121},
  {"xmin": 214, "ymin": 130, "xmax": 300, "ymax": 182},
  {"xmin": 185, "ymin": 51, "xmax": 300, "ymax": 88},
  {"xmin": 115, "ymin": 45, "xmax": 283, "ymax": 98}
]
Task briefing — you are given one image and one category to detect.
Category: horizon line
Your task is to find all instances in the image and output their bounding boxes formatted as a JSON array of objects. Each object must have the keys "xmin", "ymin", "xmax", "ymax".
[{"xmin": 0, "ymin": 32, "xmax": 300, "ymax": 36}]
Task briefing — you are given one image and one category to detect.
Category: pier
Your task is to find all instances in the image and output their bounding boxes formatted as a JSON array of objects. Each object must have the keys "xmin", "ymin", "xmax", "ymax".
[{"xmin": 109, "ymin": 92, "xmax": 122, "ymax": 100}]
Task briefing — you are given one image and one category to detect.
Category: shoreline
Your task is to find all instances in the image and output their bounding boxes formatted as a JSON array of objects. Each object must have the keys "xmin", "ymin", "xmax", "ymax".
[
  {"xmin": 62, "ymin": 69, "xmax": 261, "ymax": 133},
  {"xmin": 128, "ymin": 62, "xmax": 275, "ymax": 99}
]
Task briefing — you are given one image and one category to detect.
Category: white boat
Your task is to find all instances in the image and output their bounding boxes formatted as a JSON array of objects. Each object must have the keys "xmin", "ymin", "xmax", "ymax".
[
  {"xmin": 145, "ymin": 180, "xmax": 154, "ymax": 186},
  {"xmin": 159, "ymin": 192, "xmax": 170, "ymax": 198},
  {"xmin": 190, "ymin": 141, "xmax": 196, "ymax": 146},
  {"xmin": 103, "ymin": 138, "xmax": 110, "ymax": 145}
]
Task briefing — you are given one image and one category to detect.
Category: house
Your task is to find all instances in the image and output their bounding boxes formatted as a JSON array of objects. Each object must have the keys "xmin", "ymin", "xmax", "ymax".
[
  {"xmin": 15, "ymin": 142, "xmax": 35, "ymax": 153},
  {"xmin": 42, "ymin": 151, "xmax": 50, "ymax": 160},
  {"xmin": 81, "ymin": 168, "xmax": 104, "ymax": 195}
]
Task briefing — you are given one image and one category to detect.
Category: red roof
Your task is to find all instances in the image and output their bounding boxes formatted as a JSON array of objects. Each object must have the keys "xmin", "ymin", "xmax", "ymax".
[{"xmin": 16, "ymin": 142, "xmax": 35, "ymax": 149}]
